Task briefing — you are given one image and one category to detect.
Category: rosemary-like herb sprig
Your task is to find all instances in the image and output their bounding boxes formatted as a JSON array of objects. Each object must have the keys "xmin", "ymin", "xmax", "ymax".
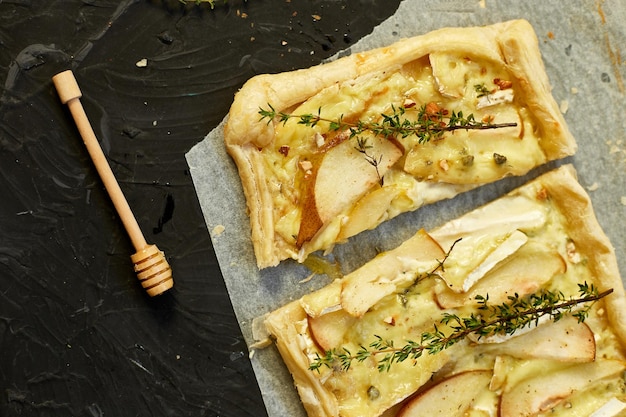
[
  {"xmin": 259, "ymin": 103, "xmax": 517, "ymax": 144},
  {"xmin": 309, "ymin": 283, "xmax": 612, "ymax": 373}
]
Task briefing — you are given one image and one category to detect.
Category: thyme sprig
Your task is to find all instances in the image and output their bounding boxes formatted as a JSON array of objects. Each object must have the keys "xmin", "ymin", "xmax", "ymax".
[
  {"xmin": 399, "ymin": 237, "xmax": 462, "ymax": 306},
  {"xmin": 309, "ymin": 283, "xmax": 612, "ymax": 373},
  {"xmin": 259, "ymin": 103, "xmax": 517, "ymax": 144},
  {"xmin": 354, "ymin": 136, "xmax": 384, "ymax": 185}
]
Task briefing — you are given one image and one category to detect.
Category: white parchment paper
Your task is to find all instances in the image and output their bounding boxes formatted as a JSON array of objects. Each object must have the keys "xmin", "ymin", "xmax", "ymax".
[{"xmin": 187, "ymin": 1, "xmax": 626, "ymax": 415}]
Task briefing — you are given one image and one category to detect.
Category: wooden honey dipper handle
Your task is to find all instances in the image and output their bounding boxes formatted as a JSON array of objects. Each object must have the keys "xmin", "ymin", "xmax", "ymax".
[{"xmin": 52, "ymin": 70, "xmax": 173, "ymax": 297}]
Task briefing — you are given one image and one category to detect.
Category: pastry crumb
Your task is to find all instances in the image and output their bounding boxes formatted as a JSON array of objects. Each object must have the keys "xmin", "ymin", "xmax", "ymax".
[
  {"xmin": 559, "ymin": 100, "xmax": 569, "ymax": 114},
  {"xmin": 299, "ymin": 273, "xmax": 315, "ymax": 283},
  {"xmin": 135, "ymin": 58, "xmax": 148, "ymax": 68},
  {"xmin": 621, "ymin": 196, "xmax": 626, "ymax": 206},
  {"xmin": 212, "ymin": 224, "xmax": 226, "ymax": 236},
  {"xmin": 587, "ymin": 182, "xmax": 599, "ymax": 191}
]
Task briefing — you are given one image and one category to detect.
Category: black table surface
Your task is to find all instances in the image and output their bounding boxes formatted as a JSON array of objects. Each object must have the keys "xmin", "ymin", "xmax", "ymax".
[{"xmin": 0, "ymin": 1, "xmax": 402, "ymax": 416}]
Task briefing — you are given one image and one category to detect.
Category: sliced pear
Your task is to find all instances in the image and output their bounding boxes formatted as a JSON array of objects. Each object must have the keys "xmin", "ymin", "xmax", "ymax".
[
  {"xmin": 337, "ymin": 184, "xmax": 402, "ymax": 241},
  {"xmin": 296, "ymin": 133, "xmax": 402, "ymax": 247},
  {"xmin": 397, "ymin": 370, "xmax": 492, "ymax": 417},
  {"xmin": 307, "ymin": 309, "xmax": 358, "ymax": 352},
  {"xmin": 499, "ymin": 360, "xmax": 626, "ymax": 417},
  {"xmin": 296, "ymin": 153, "xmax": 324, "ymax": 247},
  {"xmin": 341, "ymin": 229, "xmax": 444, "ymax": 317},
  {"xmin": 476, "ymin": 315, "xmax": 596, "ymax": 362},
  {"xmin": 435, "ymin": 243, "xmax": 566, "ymax": 309},
  {"xmin": 314, "ymin": 134, "xmax": 403, "ymax": 224}
]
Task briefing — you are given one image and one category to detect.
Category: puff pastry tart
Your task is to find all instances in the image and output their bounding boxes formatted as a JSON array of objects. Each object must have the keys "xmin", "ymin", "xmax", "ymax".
[
  {"xmin": 264, "ymin": 165, "xmax": 626, "ymax": 417},
  {"xmin": 224, "ymin": 19, "xmax": 576, "ymax": 268}
]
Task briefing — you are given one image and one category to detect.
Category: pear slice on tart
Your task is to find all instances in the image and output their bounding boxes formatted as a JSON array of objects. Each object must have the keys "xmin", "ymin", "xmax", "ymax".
[
  {"xmin": 475, "ymin": 315, "xmax": 596, "ymax": 362},
  {"xmin": 397, "ymin": 370, "xmax": 493, "ymax": 417},
  {"xmin": 307, "ymin": 309, "xmax": 358, "ymax": 352},
  {"xmin": 499, "ymin": 360, "xmax": 626, "ymax": 417},
  {"xmin": 297, "ymin": 133, "xmax": 403, "ymax": 247},
  {"xmin": 340, "ymin": 229, "xmax": 444, "ymax": 318}
]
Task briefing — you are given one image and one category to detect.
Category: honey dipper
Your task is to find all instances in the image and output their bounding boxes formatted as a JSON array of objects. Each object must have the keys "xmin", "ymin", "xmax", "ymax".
[{"xmin": 52, "ymin": 70, "xmax": 173, "ymax": 297}]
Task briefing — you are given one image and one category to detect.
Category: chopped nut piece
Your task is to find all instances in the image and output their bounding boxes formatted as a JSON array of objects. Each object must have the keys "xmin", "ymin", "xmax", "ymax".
[
  {"xmin": 482, "ymin": 114, "xmax": 495, "ymax": 124},
  {"xmin": 461, "ymin": 155, "xmax": 474, "ymax": 166},
  {"xmin": 494, "ymin": 78, "xmax": 513, "ymax": 89},
  {"xmin": 383, "ymin": 316, "xmax": 395, "ymax": 326},
  {"xmin": 212, "ymin": 224, "xmax": 225, "ymax": 236},
  {"xmin": 536, "ymin": 187, "xmax": 549, "ymax": 201},
  {"xmin": 314, "ymin": 132, "xmax": 325, "ymax": 147},
  {"xmin": 403, "ymin": 98, "xmax": 417, "ymax": 108},
  {"xmin": 424, "ymin": 101, "xmax": 448, "ymax": 118},
  {"xmin": 439, "ymin": 159, "xmax": 450, "ymax": 171},
  {"xmin": 299, "ymin": 160, "xmax": 313, "ymax": 171},
  {"xmin": 279, "ymin": 145, "xmax": 290, "ymax": 156},
  {"xmin": 493, "ymin": 153, "xmax": 507, "ymax": 165},
  {"xmin": 566, "ymin": 240, "xmax": 582, "ymax": 264}
]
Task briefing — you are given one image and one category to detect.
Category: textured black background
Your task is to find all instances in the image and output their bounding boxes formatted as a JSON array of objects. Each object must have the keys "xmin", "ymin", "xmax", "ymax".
[{"xmin": 0, "ymin": 1, "xmax": 401, "ymax": 416}]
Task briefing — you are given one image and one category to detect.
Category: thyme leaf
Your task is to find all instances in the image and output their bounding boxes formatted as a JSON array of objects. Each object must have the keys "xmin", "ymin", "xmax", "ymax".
[{"xmin": 474, "ymin": 83, "xmax": 492, "ymax": 98}]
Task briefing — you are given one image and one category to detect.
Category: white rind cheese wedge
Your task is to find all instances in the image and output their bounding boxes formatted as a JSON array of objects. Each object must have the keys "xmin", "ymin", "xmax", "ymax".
[
  {"xmin": 590, "ymin": 398, "xmax": 626, "ymax": 417},
  {"xmin": 438, "ymin": 229, "xmax": 529, "ymax": 293},
  {"xmin": 224, "ymin": 20, "xmax": 577, "ymax": 268},
  {"xmin": 263, "ymin": 165, "xmax": 626, "ymax": 417}
]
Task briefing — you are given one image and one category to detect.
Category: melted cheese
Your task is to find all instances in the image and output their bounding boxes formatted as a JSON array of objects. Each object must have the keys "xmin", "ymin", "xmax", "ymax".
[
  {"xmin": 282, "ymin": 177, "xmax": 626, "ymax": 417},
  {"xmin": 264, "ymin": 53, "xmax": 549, "ymax": 257}
]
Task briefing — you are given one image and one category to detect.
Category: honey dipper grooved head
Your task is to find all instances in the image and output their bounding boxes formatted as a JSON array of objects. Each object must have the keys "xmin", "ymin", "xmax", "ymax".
[{"xmin": 131, "ymin": 244, "xmax": 173, "ymax": 296}]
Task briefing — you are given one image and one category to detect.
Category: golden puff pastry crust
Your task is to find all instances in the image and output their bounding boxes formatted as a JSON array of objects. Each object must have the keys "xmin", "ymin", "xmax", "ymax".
[
  {"xmin": 263, "ymin": 165, "xmax": 626, "ymax": 417},
  {"xmin": 224, "ymin": 20, "xmax": 577, "ymax": 268}
]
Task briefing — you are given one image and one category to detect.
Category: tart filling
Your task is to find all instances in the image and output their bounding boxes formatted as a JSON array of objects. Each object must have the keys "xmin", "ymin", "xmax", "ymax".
[
  {"xmin": 264, "ymin": 165, "xmax": 626, "ymax": 417},
  {"xmin": 224, "ymin": 20, "xmax": 576, "ymax": 268}
]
